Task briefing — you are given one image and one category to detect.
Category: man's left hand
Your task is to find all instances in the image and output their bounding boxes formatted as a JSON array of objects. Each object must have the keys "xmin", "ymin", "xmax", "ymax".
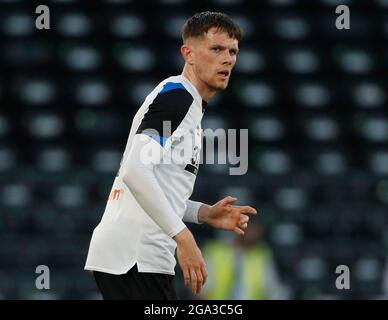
[{"xmin": 198, "ymin": 196, "xmax": 257, "ymax": 235}]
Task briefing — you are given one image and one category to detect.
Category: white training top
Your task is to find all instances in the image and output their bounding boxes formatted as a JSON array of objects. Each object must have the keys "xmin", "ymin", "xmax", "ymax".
[{"xmin": 84, "ymin": 75, "xmax": 207, "ymax": 275}]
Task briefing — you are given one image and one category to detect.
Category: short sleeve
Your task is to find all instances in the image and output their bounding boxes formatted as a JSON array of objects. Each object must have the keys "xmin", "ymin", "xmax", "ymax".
[{"xmin": 136, "ymin": 82, "xmax": 194, "ymax": 147}]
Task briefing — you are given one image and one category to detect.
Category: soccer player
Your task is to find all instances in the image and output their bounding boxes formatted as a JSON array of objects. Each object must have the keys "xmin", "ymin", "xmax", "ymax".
[{"xmin": 85, "ymin": 11, "xmax": 257, "ymax": 300}]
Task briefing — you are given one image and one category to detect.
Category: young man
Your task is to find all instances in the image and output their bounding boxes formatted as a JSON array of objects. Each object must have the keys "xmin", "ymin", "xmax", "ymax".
[{"xmin": 85, "ymin": 11, "xmax": 257, "ymax": 300}]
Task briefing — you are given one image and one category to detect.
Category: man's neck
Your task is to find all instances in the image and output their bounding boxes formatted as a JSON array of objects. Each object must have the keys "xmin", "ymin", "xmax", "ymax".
[{"xmin": 182, "ymin": 66, "xmax": 216, "ymax": 103}]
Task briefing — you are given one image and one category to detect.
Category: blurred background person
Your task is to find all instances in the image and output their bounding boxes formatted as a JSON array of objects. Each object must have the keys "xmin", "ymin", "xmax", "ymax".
[{"xmin": 198, "ymin": 218, "xmax": 291, "ymax": 300}]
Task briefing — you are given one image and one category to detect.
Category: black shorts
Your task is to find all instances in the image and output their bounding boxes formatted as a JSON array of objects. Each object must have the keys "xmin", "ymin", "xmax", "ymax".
[{"xmin": 93, "ymin": 264, "xmax": 177, "ymax": 300}]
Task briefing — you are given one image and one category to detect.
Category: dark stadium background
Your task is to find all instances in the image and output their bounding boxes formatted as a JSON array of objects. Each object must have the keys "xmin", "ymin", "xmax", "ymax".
[{"xmin": 0, "ymin": 0, "xmax": 388, "ymax": 299}]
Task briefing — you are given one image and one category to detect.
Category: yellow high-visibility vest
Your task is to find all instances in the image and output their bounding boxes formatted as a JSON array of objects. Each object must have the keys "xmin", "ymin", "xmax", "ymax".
[{"xmin": 203, "ymin": 241, "xmax": 271, "ymax": 300}]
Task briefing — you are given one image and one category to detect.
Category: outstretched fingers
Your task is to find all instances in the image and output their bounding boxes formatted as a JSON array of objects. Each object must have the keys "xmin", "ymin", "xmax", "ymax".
[
  {"xmin": 238, "ymin": 214, "xmax": 249, "ymax": 229},
  {"xmin": 220, "ymin": 196, "xmax": 238, "ymax": 207},
  {"xmin": 233, "ymin": 226, "xmax": 245, "ymax": 235},
  {"xmin": 235, "ymin": 205, "xmax": 257, "ymax": 215}
]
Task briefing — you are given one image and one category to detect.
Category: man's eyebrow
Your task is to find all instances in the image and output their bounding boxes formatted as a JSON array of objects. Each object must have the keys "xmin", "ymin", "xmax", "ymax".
[
  {"xmin": 211, "ymin": 44, "xmax": 226, "ymax": 49},
  {"xmin": 211, "ymin": 44, "xmax": 239, "ymax": 52}
]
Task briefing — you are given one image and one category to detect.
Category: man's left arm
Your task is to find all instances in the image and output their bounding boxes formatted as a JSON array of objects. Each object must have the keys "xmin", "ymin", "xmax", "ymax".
[{"xmin": 183, "ymin": 197, "xmax": 257, "ymax": 235}]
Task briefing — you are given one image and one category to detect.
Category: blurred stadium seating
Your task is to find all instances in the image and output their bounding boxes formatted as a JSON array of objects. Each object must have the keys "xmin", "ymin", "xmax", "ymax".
[{"xmin": 0, "ymin": 0, "xmax": 388, "ymax": 299}]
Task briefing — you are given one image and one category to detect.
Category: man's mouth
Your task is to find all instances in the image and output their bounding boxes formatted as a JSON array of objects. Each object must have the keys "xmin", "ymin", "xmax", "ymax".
[{"xmin": 217, "ymin": 70, "xmax": 230, "ymax": 78}]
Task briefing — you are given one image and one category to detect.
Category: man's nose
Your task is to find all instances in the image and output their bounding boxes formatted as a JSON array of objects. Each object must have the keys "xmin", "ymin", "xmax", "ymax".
[{"xmin": 222, "ymin": 52, "xmax": 233, "ymax": 65}]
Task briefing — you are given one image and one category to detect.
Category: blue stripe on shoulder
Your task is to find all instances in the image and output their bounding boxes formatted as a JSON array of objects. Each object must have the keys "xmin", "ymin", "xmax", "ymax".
[
  {"xmin": 146, "ymin": 133, "xmax": 168, "ymax": 147},
  {"xmin": 158, "ymin": 82, "xmax": 186, "ymax": 94}
]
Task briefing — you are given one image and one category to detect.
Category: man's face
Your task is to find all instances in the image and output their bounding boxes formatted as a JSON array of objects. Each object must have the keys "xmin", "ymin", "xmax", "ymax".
[{"xmin": 190, "ymin": 27, "xmax": 239, "ymax": 91}]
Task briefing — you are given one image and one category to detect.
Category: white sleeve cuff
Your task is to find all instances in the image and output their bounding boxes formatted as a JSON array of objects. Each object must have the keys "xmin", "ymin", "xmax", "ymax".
[
  {"xmin": 169, "ymin": 220, "xmax": 187, "ymax": 238},
  {"xmin": 183, "ymin": 200, "xmax": 203, "ymax": 224}
]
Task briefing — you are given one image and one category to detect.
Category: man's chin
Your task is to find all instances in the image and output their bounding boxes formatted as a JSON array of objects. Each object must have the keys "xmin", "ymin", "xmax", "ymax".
[{"xmin": 211, "ymin": 82, "xmax": 229, "ymax": 91}]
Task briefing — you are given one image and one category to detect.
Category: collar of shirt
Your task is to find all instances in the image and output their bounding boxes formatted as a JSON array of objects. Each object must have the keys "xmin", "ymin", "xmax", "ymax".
[{"xmin": 180, "ymin": 74, "xmax": 207, "ymax": 113}]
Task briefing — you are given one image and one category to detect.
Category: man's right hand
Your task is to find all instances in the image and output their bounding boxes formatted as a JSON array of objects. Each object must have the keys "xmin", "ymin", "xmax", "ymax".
[{"xmin": 174, "ymin": 228, "xmax": 207, "ymax": 294}]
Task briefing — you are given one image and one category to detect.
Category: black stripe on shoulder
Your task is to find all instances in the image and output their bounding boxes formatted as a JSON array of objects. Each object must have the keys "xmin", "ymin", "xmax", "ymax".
[{"xmin": 136, "ymin": 89, "xmax": 194, "ymax": 138}]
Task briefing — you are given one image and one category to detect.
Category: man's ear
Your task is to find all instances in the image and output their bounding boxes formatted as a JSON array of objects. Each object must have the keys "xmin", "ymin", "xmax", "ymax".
[{"xmin": 181, "ymin": 44, "xmax": 194, "ymax": 65}]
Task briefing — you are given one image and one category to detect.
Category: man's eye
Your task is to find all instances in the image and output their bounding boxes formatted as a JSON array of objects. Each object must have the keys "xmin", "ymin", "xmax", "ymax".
[{"xmin": 212, "ymin": 48, "xmax": 220, "ymax": 53}]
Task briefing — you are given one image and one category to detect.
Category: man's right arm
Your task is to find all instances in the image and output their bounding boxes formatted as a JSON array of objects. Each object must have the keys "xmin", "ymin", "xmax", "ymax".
[
  {"xmin": 122, "ymin": 133, "xmax": 207, "ymax": 294},
  {"xmin": 122, "ymin": 85, "xmax": 194, "ymax": 237},
  {"xmin": 122, "ymin": 133, "xmax": 186, "ymax": 238},
  {"xmin": 121, "ymin": 85, "xmax": 207, "ymax": 293}
]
